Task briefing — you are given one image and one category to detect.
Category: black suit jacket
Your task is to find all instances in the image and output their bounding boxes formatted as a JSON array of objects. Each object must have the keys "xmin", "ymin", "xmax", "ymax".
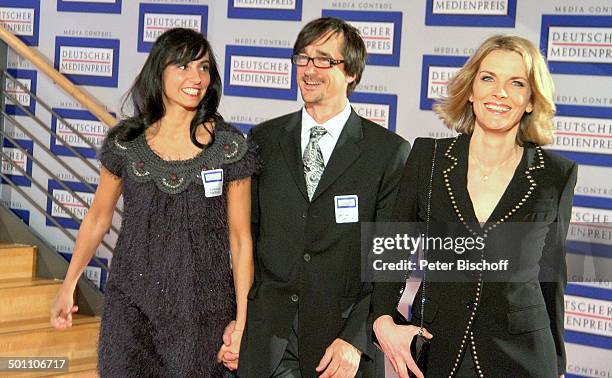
[
  {"xmin": 239, "ymin": 109, "xmax": 410, "ymax": 377},
  {"xmin": 372, "ymin": 134, "xmax": 577, "ymax": 378}
]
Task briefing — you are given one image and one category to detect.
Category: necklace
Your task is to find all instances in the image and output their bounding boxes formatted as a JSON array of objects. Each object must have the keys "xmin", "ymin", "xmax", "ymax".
[{"xmin": 470, "ymin": 147, "xmax": 521, "ymax": 182}]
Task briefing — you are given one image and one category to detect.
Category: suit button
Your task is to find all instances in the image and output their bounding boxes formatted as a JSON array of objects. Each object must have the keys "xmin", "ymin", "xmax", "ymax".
[
  {"xmin": 302, "ymin": 212, "xmax": 307, "ymax": 218},
  {"xmin": 291, "ymin": 294, "xmax": 299, "ymax": 302},
  {"xmin": 303, "ymin": 253, "xmax": 311, "ymax": 262}
]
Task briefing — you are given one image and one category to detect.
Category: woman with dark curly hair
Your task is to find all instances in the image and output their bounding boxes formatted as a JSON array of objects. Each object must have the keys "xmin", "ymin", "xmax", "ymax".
[{"xmin": 50, "ymin": 28, "xmax": 256, "ymax": 377}]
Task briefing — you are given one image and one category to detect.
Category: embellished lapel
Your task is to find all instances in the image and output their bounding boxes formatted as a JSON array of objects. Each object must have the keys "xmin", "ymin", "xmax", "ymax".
[
  {"xmin": 442, "ymin": 134, "xmax": 478, "ymax": 226},
  {"xmin": 484, "ymin": 143, "xmax": 544, "ymax": 229},
  {"xmin": 443, "ymin": 134, "xmax": 545, "ymax": 236},
  {"xmin": 310, "ymin": 109, "xmax": 363, "ymax": 202},
  {"xmin": 278, "ymin": 110, "xmax": 308, "ymax": 201}
]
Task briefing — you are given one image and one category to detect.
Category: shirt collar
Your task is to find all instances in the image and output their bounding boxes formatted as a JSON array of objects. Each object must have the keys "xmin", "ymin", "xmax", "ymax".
[{"xmin": 301, "ymin": 100, "xmax": 352, "ymax": 139}]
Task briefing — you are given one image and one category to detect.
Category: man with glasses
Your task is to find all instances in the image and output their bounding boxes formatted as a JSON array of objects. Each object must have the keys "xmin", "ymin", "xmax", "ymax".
[{"xmin": 227, "ymin": 17, "xmax": 410, "ymax": 378}]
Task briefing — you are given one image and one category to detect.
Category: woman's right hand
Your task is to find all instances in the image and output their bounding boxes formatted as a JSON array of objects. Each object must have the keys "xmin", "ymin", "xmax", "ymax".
[
  {"xmin": 373, "ymin": 315, "xmax": 433, "ymax": 378},
  {"xmin": 50, "ymin": 287, "xmax": 78, "ymax": 330}
]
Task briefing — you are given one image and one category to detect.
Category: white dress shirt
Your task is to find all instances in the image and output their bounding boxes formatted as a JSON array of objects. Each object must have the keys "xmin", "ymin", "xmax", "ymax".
[{"xmin": 300, "ymin": 101, "xmax": 352, "ymax": 166}]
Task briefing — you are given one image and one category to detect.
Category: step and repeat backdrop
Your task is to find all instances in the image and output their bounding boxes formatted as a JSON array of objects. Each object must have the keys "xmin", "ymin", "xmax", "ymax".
[{"xmin": 0, "ymin": 0, "xmax": 610, "ymax": 375}]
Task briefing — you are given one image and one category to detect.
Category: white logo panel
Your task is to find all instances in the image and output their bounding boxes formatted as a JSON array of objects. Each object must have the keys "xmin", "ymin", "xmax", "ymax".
[
  {"xmin": 59, "ymin": 46, "xmax": 114, "ymax": 77},
  {"xmin": 143, "ymin": 13, "xmax": 201, "ymax": 42},
  {"xmin": 552, "ymin": 115, "xmax": 612, "ymax": 155},
  {"xmin": 431, "ymin": 0, "xmax": 508, "ymax": 15},
  {"xmin": 5, "ymin": 78, "xmax": 31, "ymax": 107},
  {"xmin": 547, "ymin": 27, "xmax": 612, "ymax": 64},
  {"xmin": 50, "ymin": 190, "xmax": 95, "ymax": 221},
  {"xmin": 353, "ymin": 103, "xmax": 390, "ymax": 129},
  {"xmin": 0, "ymin": 7, "xmax": 35, "ymax": 36},
  {"xmin": 56, "ymin": 119, "xmax": 108, "ymax": 149},
  {"xmin": 1, "ymin": 147, "xmax": 27, "ymax": 176},
  {"xmin": 232, "ymin": 0, "xmax": 295, "ymax": 10},
  {"xmin": 565, "ymin": 295, "xmax": 612, "ymax": 338},
  {"xmin": 229, "ymin": 56, "xmax": 292, "ymax": 90},
  {"xmin": 428, "ymin": 66, "xmax": 460, "ymax": 100},
  {"xmin": 350, "ymin": 21, "xmax": 394, "ymax": 55}
]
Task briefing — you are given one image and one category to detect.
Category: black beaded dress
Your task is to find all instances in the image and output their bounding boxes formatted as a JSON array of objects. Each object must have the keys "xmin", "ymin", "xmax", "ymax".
[{"xmin": 96, "ymin": 120, "xmax": 257, "ymax": 377}]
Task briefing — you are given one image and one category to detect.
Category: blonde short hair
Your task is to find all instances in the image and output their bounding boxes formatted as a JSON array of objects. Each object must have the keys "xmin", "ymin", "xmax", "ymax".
[{"xmin": 433, "ymin": 34, "xmax": 556, "ymax": 145}]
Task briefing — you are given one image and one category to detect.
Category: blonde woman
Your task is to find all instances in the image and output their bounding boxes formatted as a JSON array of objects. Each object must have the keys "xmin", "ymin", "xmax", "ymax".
[{"xmin": 372, "ymin": 35, "xmax": 576, "ymax": 378}]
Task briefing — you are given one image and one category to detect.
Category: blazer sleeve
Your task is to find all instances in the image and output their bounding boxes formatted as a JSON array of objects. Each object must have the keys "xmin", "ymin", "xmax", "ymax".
[
  {"xmin": 338, "ymin": 138, "xmax": 411, "ymax": 356},
  {"xmin": 539, "ymin": 161, "xmax": 578, "ymax": 375},
  {"xmin": 371, "ymin": 137, "xmax": 430, "ymax": 322}
]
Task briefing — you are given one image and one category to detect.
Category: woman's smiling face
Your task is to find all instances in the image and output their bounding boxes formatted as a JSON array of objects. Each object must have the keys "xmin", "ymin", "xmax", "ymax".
[{"xmin": 469, "ymin": 49, "xmax": 533, "ymax": 135}]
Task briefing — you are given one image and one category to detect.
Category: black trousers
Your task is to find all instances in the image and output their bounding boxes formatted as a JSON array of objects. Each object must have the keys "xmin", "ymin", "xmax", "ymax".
[{"xmin": 271, "ymin": 312, "xmax": 302, "ymax": 377}]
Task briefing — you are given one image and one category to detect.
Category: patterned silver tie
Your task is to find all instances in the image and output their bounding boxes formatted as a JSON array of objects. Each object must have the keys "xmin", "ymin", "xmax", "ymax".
[{"xmin": 303, "ymin": 126, "xmax": 327, "ymax": 200}]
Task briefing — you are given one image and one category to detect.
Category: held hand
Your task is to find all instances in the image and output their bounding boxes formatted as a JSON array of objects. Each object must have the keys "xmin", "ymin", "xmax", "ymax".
[
  {"xmin": 217, "ymin": 320, "xmax": 241, "ymax": 371},
  {"xmin": 49, "ymin": 287, "xmax": 78, "ymax": 330},
  {"xmin": 222, "ymin": 320, "xmax": 236, "ymax": 347},
  {"xmin": 373, "ymin": 315, "xmax": 433, "ymax": 378},
  {"xmin": 222, "ymin": 328, "xmax": 243, "ymax": 371},
  {"xmin": 315, "ymin": 338, "xmax": 362, "ymax": 378}
]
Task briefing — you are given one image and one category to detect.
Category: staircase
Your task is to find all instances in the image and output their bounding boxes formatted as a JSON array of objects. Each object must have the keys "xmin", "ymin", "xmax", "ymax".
[{"xmin": 0, "ymin": 243, "xmax": 99, "ymax": 377}]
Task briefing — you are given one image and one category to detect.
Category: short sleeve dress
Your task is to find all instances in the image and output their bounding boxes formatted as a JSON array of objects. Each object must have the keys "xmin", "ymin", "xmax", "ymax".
[{"xmin": 96, "ymin": 119, "xmax": 257, "ymax": 377}]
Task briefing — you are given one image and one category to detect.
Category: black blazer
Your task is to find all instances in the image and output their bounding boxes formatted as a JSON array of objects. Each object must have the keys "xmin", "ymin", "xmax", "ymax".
[
  {"xmin": 372, "ymin": 134, "xmax": 577, "ymax": 378},
  {"xmin": 239, "ymin": 109, "xmax": 410, "ymax": 377}
]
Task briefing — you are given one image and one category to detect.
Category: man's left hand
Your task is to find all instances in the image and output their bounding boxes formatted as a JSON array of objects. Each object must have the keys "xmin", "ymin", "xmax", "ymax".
[{"xmin": 315, "ymin": 338, "xmax": 361, "ymax": 378}]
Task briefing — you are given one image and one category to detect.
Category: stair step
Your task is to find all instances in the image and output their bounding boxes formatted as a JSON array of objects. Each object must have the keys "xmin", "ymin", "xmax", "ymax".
[
  {"xmin": 0, "ymin": 244, "xmax": 36, "ymax": 280},
  {"xmin": 0, "ymin": 321, "xmax": 99, "ymax": 362},
  {"xmin": 0, "ymin": 315, "xmax": 98, "ymax": 334},
  {"xmin": 0, "ymin": 242, "xmax": 99, "ymax": 377},
  {"xmin": 0, "ymin": 356, "xmax": 98, "ymax": 378},
  {"xmin": 0, "ymin": 278, "xmax": 63, "ymax": 322}
]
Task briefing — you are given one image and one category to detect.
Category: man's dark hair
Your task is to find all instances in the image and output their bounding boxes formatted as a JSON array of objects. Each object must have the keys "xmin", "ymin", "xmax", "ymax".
[{"xmin": 293, "ymin": 17, "xmax": 367, "ymax": 95}]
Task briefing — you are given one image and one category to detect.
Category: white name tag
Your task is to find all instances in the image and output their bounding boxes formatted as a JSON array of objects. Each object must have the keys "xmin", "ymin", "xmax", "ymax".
[
  {"xmin": 334, "ymin": 195, "xmax": 359, "ymax": 223},
  {"xmin": 201, "ymin": 169, "xmax": 223, "ymax": 197}
]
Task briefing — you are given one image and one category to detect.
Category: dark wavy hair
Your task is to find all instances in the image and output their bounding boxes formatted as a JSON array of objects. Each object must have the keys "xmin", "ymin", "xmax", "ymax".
[
  {"xmin": 116, "ymin": 28, "xmax": 222, "ymax": 148},
  {"xmin": 293, "ymin": 17, "xmax": 367, "ymax": 96}
]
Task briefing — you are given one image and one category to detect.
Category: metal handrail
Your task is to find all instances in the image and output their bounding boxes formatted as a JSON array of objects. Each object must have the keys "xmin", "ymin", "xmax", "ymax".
[
  {"xmin": 0, "ymin": 108, "xmax": 124, "ymax": 220},
  {"xmin": 0, "ymin": 150, "xmax": 115, "ymax": 264},
  {"xmin": 1, "ymin": 73, "xmax": 124, "ymax": 217},
  {"xmin": 0, "ymin": 169, "xmax": 110, "ymax": 271},
  {"xmin": 0, "ymin": 128, "xmax": 122, "ymax": 237},
  {"xmin": 2, "ymin": 70, "xmax": 100, "ymax": 152},
  {"xmin": 0, "ymin": 24, "xmax": 117, "ymax": 127},
  {"xmin": 2, "ymin": 74, "xmax": 102, "ymax": 180},
  {"xmin": 0, "ymin": 25, "xmax": 119, "ymax": 276},
  {"xmin": 2, "ymin": 110, "xmax": 99, "ymax": 208}
]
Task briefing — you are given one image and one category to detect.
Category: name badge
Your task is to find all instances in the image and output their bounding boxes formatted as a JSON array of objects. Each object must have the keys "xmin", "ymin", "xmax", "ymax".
[
  {"xmin": 334, "ymin": 195, "xmax": 359, "ymax": 223},
  {"xmin": 201, "ymin": 169, "xmax": 223, "ymax": 197}
]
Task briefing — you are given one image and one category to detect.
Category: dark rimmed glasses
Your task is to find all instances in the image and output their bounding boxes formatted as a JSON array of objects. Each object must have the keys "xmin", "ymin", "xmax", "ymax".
[{"xmin": 291, "ymin": 54, "xmax": 345, "ymax": 68}]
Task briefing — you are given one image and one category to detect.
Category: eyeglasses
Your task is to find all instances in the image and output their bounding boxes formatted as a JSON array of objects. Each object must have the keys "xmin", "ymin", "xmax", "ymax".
[{"xmin": 291, "ymin": 54, "xmax": 345, "ymax": 68}]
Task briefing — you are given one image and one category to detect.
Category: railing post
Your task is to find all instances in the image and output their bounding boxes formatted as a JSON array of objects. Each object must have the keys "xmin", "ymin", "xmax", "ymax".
[{"xmin": 0, "ymin": 40, "xmax": 7, "ymax": 150}]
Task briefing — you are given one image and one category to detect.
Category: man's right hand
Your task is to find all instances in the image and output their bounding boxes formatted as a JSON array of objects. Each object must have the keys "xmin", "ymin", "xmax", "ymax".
[
  {"xmin": 372, "ymin": 315, "xmax": 433, "ymax": 378},
  {"xmin": 217, "ymin": 320, "xmax": 241, "ymax": 371}
]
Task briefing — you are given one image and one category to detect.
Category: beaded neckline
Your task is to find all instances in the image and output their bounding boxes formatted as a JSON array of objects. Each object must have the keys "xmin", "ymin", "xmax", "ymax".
[
  {"xmin": 110, "ymin": 128, "xmax": 248, "ymax": 194},
  {"xmin": 137, "ymin": 133, "xmax": 212, "ymax": 166},
  {"xmin": 442, "ymin": 135, "xmax": 544, "ymax": 238},
  {"xmin": 141, "ymin": 133, "xmax": 209, "ymax": 165}
]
